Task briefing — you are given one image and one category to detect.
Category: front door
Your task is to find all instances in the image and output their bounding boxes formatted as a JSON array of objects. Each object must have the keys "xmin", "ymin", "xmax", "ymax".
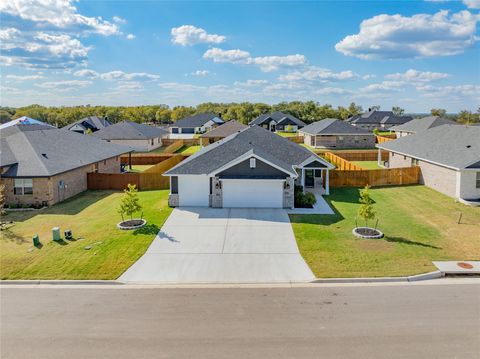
[{"xmin": 305, "ymin": 169, "xmax": 314, "ymax": 187}]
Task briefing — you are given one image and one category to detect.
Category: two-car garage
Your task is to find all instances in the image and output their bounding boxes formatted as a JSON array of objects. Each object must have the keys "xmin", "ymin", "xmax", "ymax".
[{"xmin": 222, "ymin": 179, "xmax": 284, "ymax": 208}]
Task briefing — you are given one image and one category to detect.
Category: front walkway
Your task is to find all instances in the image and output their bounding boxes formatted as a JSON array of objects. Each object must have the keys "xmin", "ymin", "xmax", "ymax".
[
  {"xmin": 288, "ymin": 189, "xmax": 335, "ymax": 215},
  {"xmin": 119, "ymin": 207, "xmax": 315, "ymax": 283}
]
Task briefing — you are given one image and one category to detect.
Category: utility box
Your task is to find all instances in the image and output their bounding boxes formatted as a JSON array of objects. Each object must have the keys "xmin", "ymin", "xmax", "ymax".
[
  {"xmin": 33, "ymin": 235, "xmax": 40, "ymax": 247},
  {"xmin": 52, "ymin": 227, "xmax": 61, "ymax": 241}
]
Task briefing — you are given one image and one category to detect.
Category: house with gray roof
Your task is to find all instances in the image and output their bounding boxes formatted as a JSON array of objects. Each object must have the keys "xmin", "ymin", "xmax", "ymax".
[
  {"xmin": 169, "ymin": 112, "xmax": 224, "ymax": 139},
  {"xmin": 92, "ymin": 121, "xmax": 168, "ymax": 152},
  {"xmin": 377, "ymin": 125, "xmax": 480, "ymax": 203},
  {"xmin": 62, "ymin": 116, "xmax": 111, "ymax": 134},
  {"xmin": 299, "ymin": 118, "xmax": 376, "ymax": 149},
  {"xmin": 0, "ymin": 121, "xmax": 132, "ymax": 206},
  {"xmin": 198, "ymin": 120, "xmax": 247, "ymax": 146},
  {"xmin": 390, "ymin": 116, "xmax": 459, "ymax": 138},
  {"xmin": 164, "ymin": 125, "xmax": 334, "ymax": 208},
  {"xmin": 347, "ymin": 110, "xmax": 412, "ymax": 131},
  {"xmin": 249, "ymin": 111, "xmax": 306, "ymax": 132}
]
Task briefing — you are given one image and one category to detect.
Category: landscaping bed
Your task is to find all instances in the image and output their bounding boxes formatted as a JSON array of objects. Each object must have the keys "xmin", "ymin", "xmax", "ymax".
[
  {"xmin": 0, "ymin": 189, "xmax": 172, "ymax": 279},
  {"xmin": 290, "ymin": 186, "xmax": 480, "ymax": 278}
]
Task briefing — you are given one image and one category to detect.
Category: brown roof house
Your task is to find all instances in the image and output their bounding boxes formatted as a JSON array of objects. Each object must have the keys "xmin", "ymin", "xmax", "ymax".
[
  {"xmin": 199, "ymin": 120, "xmax": 248, "ymax": 146},
  {"xmin": 0, "ymin": 121, "xmax": 131, "ymax": 207}
]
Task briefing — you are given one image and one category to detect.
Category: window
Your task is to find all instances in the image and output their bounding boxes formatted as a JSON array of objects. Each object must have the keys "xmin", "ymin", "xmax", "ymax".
[
  {"xmin": 476, "ymin": 172, "xmax": 480, "ymax": 189},
  {"xmin": 411, "ymin": 158, "xmax": 419, "ymax": 167},
  {"xmin": 250, "ymin": 158, "xmax": 256, "ymax": 169},
  {"xmin": 14, "ymin": 178, "xmax": 33, "ymax": 195},
  {"xmin": 338, "ymin": 136, "xmax": 344, "ymax": 141},
  {"xmin": 151, "ymin": 139, "xmax": 154, "ymax": 145},
  {"xmin": 314, "ymin": 170, "xmax": 322, "ymax": 178}
]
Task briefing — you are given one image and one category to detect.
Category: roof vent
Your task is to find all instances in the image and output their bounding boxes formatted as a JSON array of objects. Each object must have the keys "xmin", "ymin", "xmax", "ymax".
[
  {"xmin": 466, "ymin": 145, "xmax": 471, "ymax": 148},
  {"xmin": 41, "ymin": 153, "xmax": 48, "ymax": 158}
]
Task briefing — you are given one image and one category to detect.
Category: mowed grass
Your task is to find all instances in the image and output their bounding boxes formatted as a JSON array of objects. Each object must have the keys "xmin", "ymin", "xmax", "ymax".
[
  {"xmin": 290, "ymin": 186, "xmax": 480, "ymax": 278},
  {"xmin": 351, "ymin": 161, "xmax": 383, "ymax": 170},
  {"xmin": 176, "ymin": 145, "xmax": 201, "ymax": 155},
  {"xmin": 276, "ymin": 131, "xmax": 299, "ymax": 137},
  {"xmin": 128, "ymin": 165, "xmax": 154, "ymax": 172},
  {"xmin": 0, "ymin": 190, "xmax": 172, "ymax": 280}
]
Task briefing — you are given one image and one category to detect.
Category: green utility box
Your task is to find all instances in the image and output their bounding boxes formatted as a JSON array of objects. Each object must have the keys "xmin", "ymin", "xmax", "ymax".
[
  {"xmin": 33, "ymin": 234, "xmax": 40, "ymax": 247},
  {"xmin": 52, "ymin": 227, "xmax": 61, "ymax": 241}
]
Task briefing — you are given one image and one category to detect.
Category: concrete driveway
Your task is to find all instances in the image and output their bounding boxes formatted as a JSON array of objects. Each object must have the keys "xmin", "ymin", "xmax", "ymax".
[{"xmin": 119, "ymin": 207, "xmax": 315, "ymax": 283}]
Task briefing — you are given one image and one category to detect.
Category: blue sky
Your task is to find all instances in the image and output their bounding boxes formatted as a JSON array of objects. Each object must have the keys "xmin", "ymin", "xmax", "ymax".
[{"xmin": 1, "ymin": 0, "xmax": 479, "ymax": 112}]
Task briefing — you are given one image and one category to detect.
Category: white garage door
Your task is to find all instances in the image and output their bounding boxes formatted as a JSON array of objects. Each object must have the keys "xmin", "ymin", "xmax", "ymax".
[
  {"xmin": 178, "ymin": 175, "xmax": 210, "ymax": 206},
  {"xmin": 222, "ymin": 179, "xmax": 284, "ymax": 208}
]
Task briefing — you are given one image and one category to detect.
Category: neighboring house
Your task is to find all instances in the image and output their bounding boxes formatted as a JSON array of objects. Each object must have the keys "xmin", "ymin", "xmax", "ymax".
[
  {"xmin": 249, "ymin": 111, "xmax": 306, "ymax": 132},
  {"xmin": 62, "ymin": 116, "xmax": 111, "ymax": 134},
  {"xmin": 347, "ymin": 110, "xmax": 412, "ymax": 131},
  {"xmin": 198, "ymin": 120, "xmax": 248, "ymax": 146},
  {"xmin": 169, "ymin": 113, "xmax": 224, "ymax": 139},
  {"xmin": 390, "ymin": 116, "xmax": 459, "ymax": 138},
  {"xmin": 0, "ymin": 122, "xmax": 131, "ymax": 206},
  {"xmin": 92, "ymin": 121, "xmax": 168, "ymax": 152},
  {"xmin": 299, "ymin": 118, "xmax": 375, "ymax": 149},
  {"xmin": 377, "ymin": 125, "xmax": 480, "ymax": 202},
  {"xmin": 164, "ymin": 125, "xmax": 334, "ymax": 209},
  {"xmin": 0, "ymin": 116, "xmax": 52, "ymax": 130}
]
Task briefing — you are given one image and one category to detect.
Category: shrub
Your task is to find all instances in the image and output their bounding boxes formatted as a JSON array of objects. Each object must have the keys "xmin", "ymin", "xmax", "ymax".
[{"xmin": 294, "ymin": 186, "xmax": 317, "ymax": 208}]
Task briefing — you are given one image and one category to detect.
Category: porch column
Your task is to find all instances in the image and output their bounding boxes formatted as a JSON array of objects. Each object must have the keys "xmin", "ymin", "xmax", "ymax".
[
  {"xmin": 325, "ymin": 169, "xmax": 330, "ymax": 195},
  {"xmin": 377, "ymin": 148, "xmax": 382, "ymax": 167},
  {"xmin": 301, "ymin": 168, "xmax": 305, "ymax": 188},
  {"xmin": 129, "ymin": 152, "xmax": 132, "ymax": 170}
]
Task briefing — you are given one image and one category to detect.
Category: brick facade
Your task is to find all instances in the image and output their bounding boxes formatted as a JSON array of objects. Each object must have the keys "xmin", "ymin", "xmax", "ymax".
[
  {"xmin": 304, "ymin": 134, "xmax": 375, "ymax": 149},
  {"xmin": 1, "ymin": 156, "xmax": 121, "ymax": 206}
]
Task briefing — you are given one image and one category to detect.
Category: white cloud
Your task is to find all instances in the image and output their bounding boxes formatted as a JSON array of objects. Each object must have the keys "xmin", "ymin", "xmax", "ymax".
[
  {"xmin": 6, "ymin": 74, "xmax": 45, "ymax": 81},
  {"xmin": 100, "ymin": 71, "xmax": 160, "ymax": 81},
  {"xmin": 171, "ymin": 25, "xmax": 226, "ymax": 46},
  {"xmin": 385, "ymin": 69, "xmax": 450, "ymax": 82},
  {"xmin": 234, "ymin": 79, "xmax": 269, "ymax": 87},
  {"xmin": 116, "ymin": 81, "xmax": 143, "ymax": 90},
  {"xmin": 190, "ymin": 70, "xmax": 210, "ymax": 76},
  {"xmin": 362, "ymin": 74, "xmax": 376, "ymax": 80},
  {"xmin": 113, "ymin": 16, "xmax": 126, "ymax": 24},
  {"xmin": 416, "ymin": 84, "xmax": 480, "ymax": 97},
  {"xmin": 463, "ymin": 0, "xmax": 480, "ymax": 9},
  {"xmin": 360, "ymin": 81, "xmax": 405, "ymax": 92},
  {"xmin": 126, "ymin": 33, "xmax": 135, "ymax": 40},
  {"xmin": 203, "ymin": 48, "xmax": 306, "ymax": 72},
  {"xmin": 158, "ymin": 82, "xmax": 205, "ymax": 91},
  {"xmin": 278, "ymin": 66, "xmax": 358, "ymax": 82},
  {"xmin": 0, "ymin": 29, "xmax": 90, "ymax": 68},
  {"xmin": 73, "ymin": 69, "xmax": 99, "ymax": 78},
  {"xmin": 35, "ymin": 79, "xmax": 92, "ymax": 91},
  {"xmin": 335, "ymin": 10, "xmax": 479, "ymax": 59}
]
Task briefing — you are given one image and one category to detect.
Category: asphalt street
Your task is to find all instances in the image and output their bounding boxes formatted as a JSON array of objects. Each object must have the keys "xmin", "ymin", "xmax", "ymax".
[{"xmin": 1, "ymin": 281, "xmax": 479, "ymax": 358}]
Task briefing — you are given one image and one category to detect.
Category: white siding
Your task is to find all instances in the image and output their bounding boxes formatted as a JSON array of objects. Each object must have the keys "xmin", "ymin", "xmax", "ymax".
[
  {"xmin": 457, "ymin": 171, "xmax": 480, "ymax": 200},
  {"xmin": 178, "ymin": 175, "xmax": 210, "ymax": 206}
]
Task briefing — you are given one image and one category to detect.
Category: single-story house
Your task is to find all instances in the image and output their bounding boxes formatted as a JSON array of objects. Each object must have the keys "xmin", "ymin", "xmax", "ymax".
[
  {"xmin": 249, "ymin": 111, "xmax": 306, "ymax": 132},
  {"xmin": 198, "ymin": 120, "xmax": 247, "ymax": 146},
  {"xmin": 347, "ymin": 110, "xmax": 412, "ymax": 131},
  {"xmin": 390, "ymin": 116, "xmax": 459, "ymax": 138},
  {"xmin": 0, "ymin": 122, "xmax": 131, "ymax": 206},
  {"xmin": 92, "ymin": 121, "xmax": 168, "ymax": 152},
  {"xmin": 164, "ymin": 125, "xmax": 334, "ymax": 208},
  {"xmin": 62, "ymin": 116, "xmax": 111, "ymax": 134},
  {"xmin": 0, "ymin": 116, "xmax": 51, "ymax": 130},
  {"xmin": 169, "ymin": 113, "xmax": 224, "ymax": 139},
  {"xmin": 299, "ymin": 118, "xmax": 376, "ymax": 149},
  {"xmin": 377, "ymin": 125, "xmax": 480, "ymax": 202}
]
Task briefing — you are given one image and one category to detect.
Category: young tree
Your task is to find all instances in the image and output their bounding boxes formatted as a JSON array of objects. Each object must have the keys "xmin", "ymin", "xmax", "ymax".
[
  {"xmin": 118, "ymin": 184, "xmax": 143, "ymax": 221},
  {"xmin": 357, "ymin": 185, "xmax": 376, "ymax": 228},
  {"xmin": 392, "ymin": 106, "xmax": 405, "ymax": 115}
]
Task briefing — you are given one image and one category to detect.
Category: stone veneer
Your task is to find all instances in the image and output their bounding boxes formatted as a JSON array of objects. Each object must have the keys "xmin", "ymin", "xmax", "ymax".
[
  {"xmin": 283, "ymin": 177, "xmax": 294, "ymax": 209},
  {"xmin": 210, "ymin": 177, "xmax": 223, "ymax": 208},
  {"xmin": 168, "ymin": 193, "xmax": 179, "ymax": 207}
]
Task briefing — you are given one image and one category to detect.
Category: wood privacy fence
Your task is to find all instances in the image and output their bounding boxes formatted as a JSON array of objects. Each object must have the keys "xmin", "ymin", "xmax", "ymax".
[
  {"xmin": 376, "ymin": 135, "xmax": 395, "ymax": 144},
  {"xmin": 87, "ymin": 155, "xmax": 187, "ymax": 190},
  {"xmin": 316, "ymin": 149, "xmax": 388, "ymax": 162},
  {"xmin": 324, "ymin": 152, "xmax": 364, "ymax": 170},
  {"xmin": 120, "ymin": 153, "xmax": 181, "ymax": 165},
  {"xmin": 163, "ymin": 140, "xmax": 185, "ymax": 154},
  {"xmin": 329, "ymin": 167, "xmax": 420, "ymax": 187},
  {"xmin": 286, "ymin": 135, "xmax": 304, "ymax": 143}
]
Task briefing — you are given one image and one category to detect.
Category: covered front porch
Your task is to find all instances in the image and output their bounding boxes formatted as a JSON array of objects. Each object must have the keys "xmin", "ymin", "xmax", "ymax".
[{"xmin": 296, "ymin": 157, "xmax": 334, "ymax": 195}]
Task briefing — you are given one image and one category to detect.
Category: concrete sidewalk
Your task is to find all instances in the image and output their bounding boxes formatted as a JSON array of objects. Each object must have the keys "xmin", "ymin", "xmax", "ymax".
[{"xmin": 119, "ymin": 207, "xmax": 315, "ymax": 284}]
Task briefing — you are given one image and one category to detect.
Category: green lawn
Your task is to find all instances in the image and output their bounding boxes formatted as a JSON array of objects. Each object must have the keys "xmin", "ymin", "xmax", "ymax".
[
  {"xmin": 276, "ymin": 131, "xmax": 299, "ymax": 137},
  {"xmin": 128, "ymin": 165, "xmax": 154, "ymax": 173},
  {"xmin": 351, "ymin": 161, "xmax": 382, "ymax": 170},
  {"xmin": 0, "ymin": 190, "xmax": 172, "ymax": 280},
  {"xmin": 290, "ymin": 186, "xmax": 480, "ymax": 278},
  {"xmin": 176, "ymin": 145, "xmax": 201, "ymax": 155}
]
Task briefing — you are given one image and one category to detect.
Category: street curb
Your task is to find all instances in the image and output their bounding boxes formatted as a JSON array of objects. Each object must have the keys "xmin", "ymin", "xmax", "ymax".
[
  {"xmin": 0, "ymin": 280, "xmax": 122, "ymax": 285},
  {"xmin": 312, "ymin": 271, "xmax": 443, "ymax": 284}
]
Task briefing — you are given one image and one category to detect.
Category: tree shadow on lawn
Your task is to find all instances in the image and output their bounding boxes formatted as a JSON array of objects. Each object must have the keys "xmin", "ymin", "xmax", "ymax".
[
  {"xmin": 0, "ymin": 228, "xmax": 29, "ymax": 245},
  {"xmin": 133, "ymin": 224, "xmax": 160, "ymax": 236},
  {"xmin": 289, "ymin": 203, "xmax": 345, "ymax": 226},
  {"xmin": 384, "ymin": 236, "xmax": 442, "ymax": 249}
]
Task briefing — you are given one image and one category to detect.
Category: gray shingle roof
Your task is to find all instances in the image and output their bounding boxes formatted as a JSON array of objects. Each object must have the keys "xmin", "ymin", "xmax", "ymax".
[
  {"xmin": 390, "ymin": 116, "xmax": 459, "ymax": 133},
  {"xmin": 199, "ymin": 120, "xmax": 247, "ymax": 138},
  {"xmin": 165, "ymin": 125, "xmax": 331, "ymax": 176},
  {"xmin": 63, "ymin": 116, "xmax": 111, "ymax": 132},
  {"xmin": 299, "ymin": 118, "xmax": 374, "ymax": 135},
  {"xmin": 249, "ymin": 111, "xmax": 306, "ymax": 126},
  {"xmin": 0, "ymin": 124, "xmax": 132, "ymax": 177},
  {"xmin": 377, "ymin": 125, "xmax": 480, "ymax": 170},
  {"xmin": 348, "ymin": 110, "xmax": 412, "ymax": 125},
  {"xmin": 172, "ymin": 113, "xmax": 224, "ymax": 128},
  {"xmin": 92, "ymin": 121, "xmax": 168, "ymax": 140}
]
